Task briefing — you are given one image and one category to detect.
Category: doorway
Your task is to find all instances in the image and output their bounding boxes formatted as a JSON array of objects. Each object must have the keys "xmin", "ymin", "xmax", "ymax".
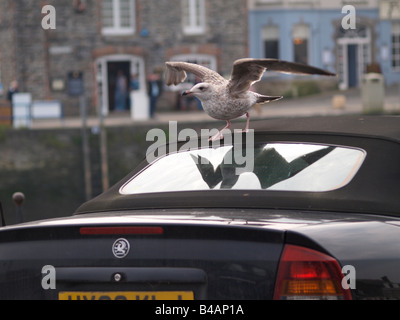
[
  {"xmin": 347, "ymin": 44, "xmax": 358, "ymax": 88},
  {"xmin": 336, "ymin": 25, "xmax": 371, "ymax": 90},
  {"xmin": 95, "ymin": 54, "xmax": 146, "ymax": 115},
  {"xmin": 107, "ymin": 61, "xmax": 130, "ymax": 112}
]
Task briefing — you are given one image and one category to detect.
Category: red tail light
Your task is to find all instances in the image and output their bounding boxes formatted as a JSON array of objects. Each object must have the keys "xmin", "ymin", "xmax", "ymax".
[
  {"xmin": 80, "ymin": 226, "xmax": 163, "ymax": 235},
  {"xmin": 273, "ymin": 244, "xmax": 352, "ymax": 300}
]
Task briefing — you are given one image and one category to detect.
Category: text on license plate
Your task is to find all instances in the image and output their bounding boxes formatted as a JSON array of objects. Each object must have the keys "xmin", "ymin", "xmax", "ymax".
[{"xmin": 58, "ymin": 291, "xmax": 194, "ymax": 300}]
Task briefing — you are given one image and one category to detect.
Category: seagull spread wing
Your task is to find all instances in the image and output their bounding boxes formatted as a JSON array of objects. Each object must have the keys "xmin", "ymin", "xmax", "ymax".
[
  {"xmin": 165, "ymin": 61, "xmax": 226, "ymax": 86},
  {"xmin": 228, "ymin": 58, "xmax": 336, "ymax": 94}
]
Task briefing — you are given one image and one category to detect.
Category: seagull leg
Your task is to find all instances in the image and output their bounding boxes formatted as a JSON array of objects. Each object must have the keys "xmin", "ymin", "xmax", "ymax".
[
  {"xmin": 242, "ymin": 112, "xmax": 250, "ymax": 133},
  {"xmin": 210, "ymin": 120, "xmax": 231, "ymax": 141}
]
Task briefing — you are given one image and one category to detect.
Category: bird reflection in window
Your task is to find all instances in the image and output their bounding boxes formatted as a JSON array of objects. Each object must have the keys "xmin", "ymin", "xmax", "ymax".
[{"xmin": 191, "ymin": 145, "xmax": 335, "ymax": 189}]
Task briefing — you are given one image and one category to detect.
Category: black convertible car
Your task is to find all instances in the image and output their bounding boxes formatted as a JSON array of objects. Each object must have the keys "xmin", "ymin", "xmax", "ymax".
[{"xmin": 0, "ymin": 115, "xmax": 399, "ymax": 300}]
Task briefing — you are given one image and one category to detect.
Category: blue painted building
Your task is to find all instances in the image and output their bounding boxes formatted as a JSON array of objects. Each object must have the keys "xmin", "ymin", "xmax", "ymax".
[{"xmin": 248, "ymin": 0, "xmax": 400, "ymax": 89}]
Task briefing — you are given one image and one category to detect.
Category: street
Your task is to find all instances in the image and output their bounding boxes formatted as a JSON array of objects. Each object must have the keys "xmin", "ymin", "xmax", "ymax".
[{"xmin": 28, "ymin": 85, "xmax": 400, "ymax": 130}]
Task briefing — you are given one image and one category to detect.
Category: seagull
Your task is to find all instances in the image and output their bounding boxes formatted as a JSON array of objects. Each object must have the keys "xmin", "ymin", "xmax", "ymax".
[{"xmin": 164, "ymin": 58, "xmax": 336, "ymax": 140}]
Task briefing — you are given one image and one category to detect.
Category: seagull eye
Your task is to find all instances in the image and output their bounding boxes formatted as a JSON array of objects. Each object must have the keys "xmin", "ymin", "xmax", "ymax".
[{"xmin": 199, "ymin": 86, "xmax": 205, "ymax": 91}]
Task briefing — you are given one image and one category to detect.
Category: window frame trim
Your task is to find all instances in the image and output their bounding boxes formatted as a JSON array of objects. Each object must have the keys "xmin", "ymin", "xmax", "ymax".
[
  {"xmin": 101, "ymin": 0, "xmax": 136, "ymax": 36},
  {"xmin": 182, "ymin": 0, "xmax": 206, "ymax": 35},
  {"xmin": 292, "ymin": 23, "xmax": 311, "ymax": 65},
  {"xmin": 391, "ymin": 22, "xmax": 400, "ymax": 72}
]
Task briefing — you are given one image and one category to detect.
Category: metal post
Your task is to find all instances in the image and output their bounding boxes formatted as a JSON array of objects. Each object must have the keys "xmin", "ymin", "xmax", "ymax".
[
  {"xmin": 0, "ymin": 201, "xmax": 6, "ymax": 227},
  {"xmin": 80, "ymin": 95, "xmax": 92, "ymax": 201},
  {"xmin": 98, "ymin": 104, "xmax": 109, "ymax": 192}
]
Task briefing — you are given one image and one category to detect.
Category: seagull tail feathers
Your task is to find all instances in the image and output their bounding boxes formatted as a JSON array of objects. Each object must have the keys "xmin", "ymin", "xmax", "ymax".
[{"xmin": 256, "ymin": 94, "xmax": 283, "ymax": 104}]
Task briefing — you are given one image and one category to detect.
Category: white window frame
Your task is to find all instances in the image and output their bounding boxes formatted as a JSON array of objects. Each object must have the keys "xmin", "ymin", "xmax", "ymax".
[
  {"xmin": 169, "ymin": 54, "xmax": 217, "ymax": 91},
  {"xmin": 102, "ymin": 0, "xmax": 136, "ymax": 36},
  {"xmin": 262, "ymin": 25, "xmax": 280, "ymax": 59},
  {"xmin": 292, "ymin": 23, "xmax": 310, "ymax": 65},
  {"xmin": 182, "ymin": 0, "xmax": 206, "ymax": 35},
  {"xmin": 392, "ymin": 22, "xmax": 400, "ymax": 72},
  {"xmin": 336, "ymin": 27, "xmax": 371, "ymax": 90},
  {"xmin": 95, "ymin": 54, "xmax": 146, "ymax": 115},
  {"xmin": 171, "ymin": 54, "xmax": 217, "ymax": 70}
]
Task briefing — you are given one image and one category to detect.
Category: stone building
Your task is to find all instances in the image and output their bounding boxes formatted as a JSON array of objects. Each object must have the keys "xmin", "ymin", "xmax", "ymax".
[{"xmin": 0, "ymin": 0, "xmax": 248, "ymax": 117}]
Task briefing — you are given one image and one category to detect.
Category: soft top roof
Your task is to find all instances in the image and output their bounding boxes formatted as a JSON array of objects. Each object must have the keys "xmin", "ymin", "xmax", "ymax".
[
  {"xmin": 75, "ymin": 115, "xmax": 400, "ymax": 217},
  {"xmin": 235, "ymin": 115, "xmax": 400, "ymax": 142}
]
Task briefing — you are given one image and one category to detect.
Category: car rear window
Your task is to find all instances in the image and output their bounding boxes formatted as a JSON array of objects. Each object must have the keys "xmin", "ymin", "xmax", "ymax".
[{"xmin": 119, "ymin": 143, "xmax": 366, "ymax": 194}]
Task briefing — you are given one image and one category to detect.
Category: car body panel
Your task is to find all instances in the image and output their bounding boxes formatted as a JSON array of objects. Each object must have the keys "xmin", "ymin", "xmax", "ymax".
[
  {"xmin": 76, "ymin": 131, "xmax": 400, "ymax": 217},
  {"xmin": 1, "ymin": 208, "xmax": 400, "ymax": 299},
  {"xmin": 1, "ymin": 116, "xmax": 399, "ymax": 299}
]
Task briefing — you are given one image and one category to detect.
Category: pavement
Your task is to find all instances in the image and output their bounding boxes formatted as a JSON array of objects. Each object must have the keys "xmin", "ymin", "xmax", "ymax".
[{"xmin": 29, "ymin": 85, "xmax": 400, "ymax": 130}]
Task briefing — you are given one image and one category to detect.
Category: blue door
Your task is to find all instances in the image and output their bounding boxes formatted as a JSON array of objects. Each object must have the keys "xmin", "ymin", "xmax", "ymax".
[{"xmin": 347, "ymin": 44, "xmax": 358, "ymax": 87}]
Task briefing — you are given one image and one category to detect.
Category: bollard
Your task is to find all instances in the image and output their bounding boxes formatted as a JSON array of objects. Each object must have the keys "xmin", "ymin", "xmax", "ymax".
[
  {"xmin": 361, "ymin": 73, "xmax": 385, "ymax": 114},
  {"xmin": 0, "ymin": 201, "xmax": 5, "ymax": 226},
  {"xmin": 332, "ymin": 94, "xmax": 346, "ymax": 110},
  {"xmin": 12, "ymin": 192, "xmax": 25, "ymax": 224}
]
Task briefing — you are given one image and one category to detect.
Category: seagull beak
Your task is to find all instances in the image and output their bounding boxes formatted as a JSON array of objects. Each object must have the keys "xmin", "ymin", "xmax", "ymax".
[{"xmin": 181, "ymin": 90, "xmax": 191, "ymax": 96}]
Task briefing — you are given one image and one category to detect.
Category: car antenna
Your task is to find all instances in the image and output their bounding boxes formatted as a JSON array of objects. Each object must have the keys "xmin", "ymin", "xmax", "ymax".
[{"xmin": 0, "ymin": 201, "xmax": 6, "ymax": 227}]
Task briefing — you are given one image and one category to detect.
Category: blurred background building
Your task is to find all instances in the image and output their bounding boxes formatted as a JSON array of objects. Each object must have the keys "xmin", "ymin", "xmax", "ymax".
[
  {"xmin": 248, "ymin": 0, "xmax": 400, "ymax": 89},
  {"xmin": 0, "ymin": 0, "xmax": 399, "ymax": 118},
  {"xmin": 0, "ymin": 0, "xmax": 248, "ymax": 117}
]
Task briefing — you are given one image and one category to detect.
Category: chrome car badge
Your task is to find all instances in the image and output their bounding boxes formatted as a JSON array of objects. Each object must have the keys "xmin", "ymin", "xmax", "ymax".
[{"xmin": 112, "ymin": 238, "xmax": 130, "ymax": 258}]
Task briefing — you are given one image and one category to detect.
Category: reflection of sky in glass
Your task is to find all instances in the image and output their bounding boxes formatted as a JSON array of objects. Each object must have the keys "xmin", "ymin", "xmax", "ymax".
[
  {"xmin": 120, "ymin": 146, "xmax": 233, "ymax": 194},
  {"xmin": 189, "ymin": 146, "xmax": 233, "ymax": 170},
  {"xmin": 269, "ymin": 147, "xmax": 365, "ymax": 191},
  {"xmin": 120, "ymin": 144, "xmax": 366, "ymax": 195},
  {"xmin": 264, "ymin": 143, "xmax": 327, "ymax": 162}
]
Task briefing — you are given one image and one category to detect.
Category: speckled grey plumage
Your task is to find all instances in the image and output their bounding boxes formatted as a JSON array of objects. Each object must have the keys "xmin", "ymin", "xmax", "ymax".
[{"xmin": 165, "ymin": 58, "xmax": 335, "ymax": 139}]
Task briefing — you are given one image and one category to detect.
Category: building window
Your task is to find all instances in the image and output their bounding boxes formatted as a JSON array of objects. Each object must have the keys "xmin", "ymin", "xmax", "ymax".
[
  {"xmin": 171, "ymin": 54, "xmax": 216, "ymax": 86},
  {"xmin": 262, "ymin": 25, "xmax": 279, "ymax": 59},
  {"xmin": 182, "ymin": 0, "xmax": 206, "ymax": 35},
  {"xmin": 292, "ymin": 24, "xmax": 310, "ymax": 65},
  {"xmin": 392, "ymin": 23, "xmax": 400, "ymax": 71},
  {"xmin": 102, "ymin": 0, "xmax": 135, "ymax": 36}
]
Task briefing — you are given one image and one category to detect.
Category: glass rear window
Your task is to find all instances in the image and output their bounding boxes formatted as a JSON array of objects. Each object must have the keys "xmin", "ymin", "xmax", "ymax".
[{"xmin": 120, "ymin": 143, "xmax": 366, "ymax": 194}]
